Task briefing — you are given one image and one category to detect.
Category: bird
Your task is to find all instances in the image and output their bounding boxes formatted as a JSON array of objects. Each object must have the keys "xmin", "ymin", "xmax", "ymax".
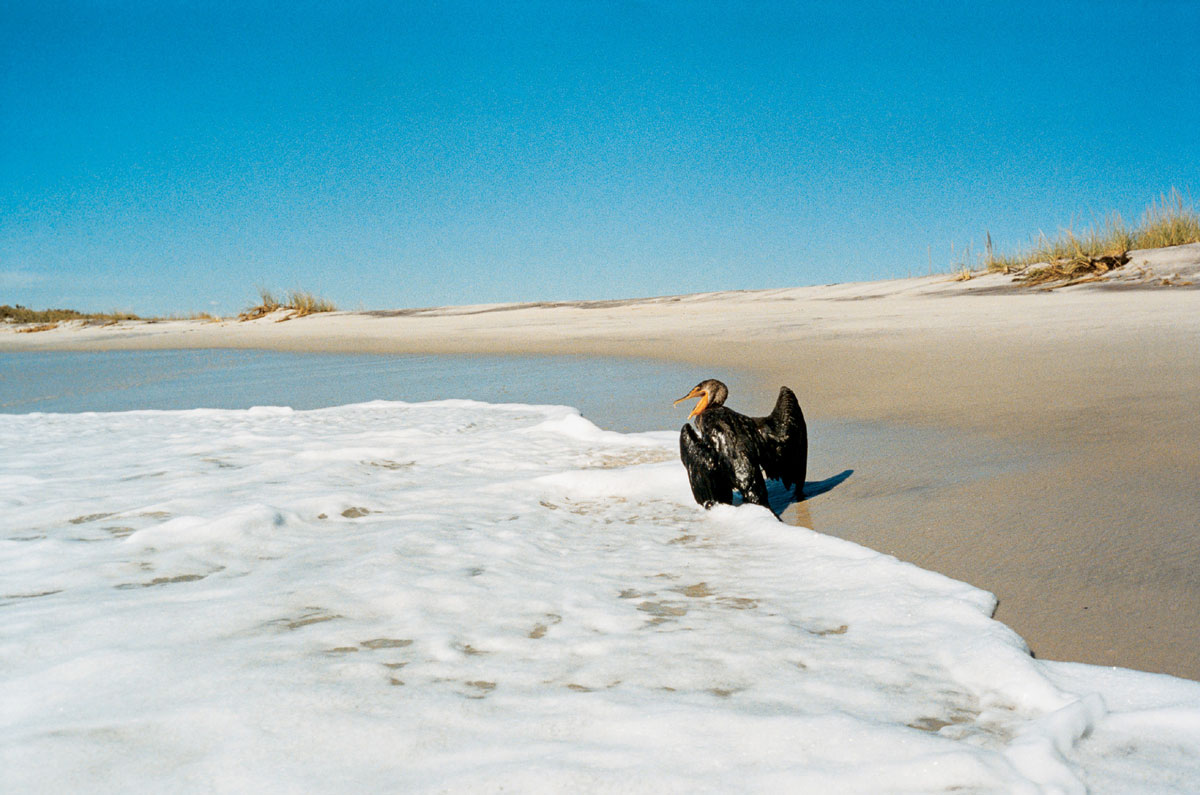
[{"xmin": 673, "ymin": 379, "xmax": 807, "ymax": 513}]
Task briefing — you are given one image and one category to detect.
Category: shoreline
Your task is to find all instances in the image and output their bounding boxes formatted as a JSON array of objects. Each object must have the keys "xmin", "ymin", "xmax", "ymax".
[{"xmin": 5, "ymin": 248, "xmax": 1200, "ymax": 680}]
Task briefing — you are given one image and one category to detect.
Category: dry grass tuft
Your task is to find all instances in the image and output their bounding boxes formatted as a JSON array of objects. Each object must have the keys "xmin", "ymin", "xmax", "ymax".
[
  {"xmin": 238, "ymin": 289, "xmax": 284, "ymax": 321},
  {"xmin": 1014, "ymin": 253, "xmax": 1129, "ymax": 287},
  {"xmin": 285, "ymin": 290, "xmax": 337, "ymax": 317},
  {"xmin": 988, "ymin": 215, "xmax": 1131, "ymax": 275},
  {"xmin": 1133, "ymin": 189, "xmax": 1200, "ymax": 250},
  {"xmin": 239, "ymin": 288, "xmax": 336, "ymax": 321},
  {"xmin": 985, "ymin": 190, "xmax": 1200, "ymax": 286},
  {"xmin": 2, "ymin": 304, "xmax": 141, "ymax": 325}
]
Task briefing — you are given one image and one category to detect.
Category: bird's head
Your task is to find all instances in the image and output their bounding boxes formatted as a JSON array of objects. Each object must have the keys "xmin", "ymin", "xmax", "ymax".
[{"xmin": 673, "ymin": 379, "xmax": 729, "ymax": 419}]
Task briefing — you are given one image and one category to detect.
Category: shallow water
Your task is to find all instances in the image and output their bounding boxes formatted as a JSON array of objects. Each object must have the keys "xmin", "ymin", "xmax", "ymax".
[
  {"xmin": 1, "ymin": 349, "xmax": 1022, "ymax": 532},
  {"xmin": 0, "ymin": 350, "xmax": 703, "ymax": 432}
]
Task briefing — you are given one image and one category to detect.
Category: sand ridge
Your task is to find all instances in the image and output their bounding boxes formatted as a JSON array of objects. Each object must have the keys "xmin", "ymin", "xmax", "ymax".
[{"xmin": 5, "ymin": 244, "xmax": 1199, "ymax": 358}]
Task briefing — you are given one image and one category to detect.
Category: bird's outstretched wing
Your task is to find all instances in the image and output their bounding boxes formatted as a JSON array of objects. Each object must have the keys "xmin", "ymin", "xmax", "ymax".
[
  {"xmin": 679, "ymin": 423, "xmax": 734, "ymax": 508},
  {"xmin": 756, "ymin": 386, "xmax": 808, "ymax": 495}
]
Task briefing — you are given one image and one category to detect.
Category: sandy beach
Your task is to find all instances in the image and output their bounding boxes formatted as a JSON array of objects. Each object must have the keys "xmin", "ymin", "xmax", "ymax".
[{"xmin": 5, "ymin": 243, "xmax": 1200, "ymax": 680}]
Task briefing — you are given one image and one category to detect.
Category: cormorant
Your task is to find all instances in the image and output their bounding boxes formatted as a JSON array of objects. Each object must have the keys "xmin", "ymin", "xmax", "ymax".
[{"xmin": 674, "ymin": 379, "xmax": 807, "ymax": 512}]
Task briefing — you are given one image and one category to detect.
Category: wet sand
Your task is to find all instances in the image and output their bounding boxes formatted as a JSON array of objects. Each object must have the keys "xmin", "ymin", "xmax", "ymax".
[
  {"xmin": 744, "ymin": 333, "xmax": 1200, "ymax": 680},
  {"xmin": 5, "ymin": 246, "xmax": 1199, "ymax": 679}
]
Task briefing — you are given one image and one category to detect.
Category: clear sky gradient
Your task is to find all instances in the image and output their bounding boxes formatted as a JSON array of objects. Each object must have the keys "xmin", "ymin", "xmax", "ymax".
[{"xmin": 3, "ymin": 1, "xmax": 1198, "ymax": 316}]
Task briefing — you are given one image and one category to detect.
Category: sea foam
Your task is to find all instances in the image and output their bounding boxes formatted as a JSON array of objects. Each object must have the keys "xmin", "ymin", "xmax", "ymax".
[{"xmin": 2, "ymin": 401, "xmax": 1198, "ymax": 793}]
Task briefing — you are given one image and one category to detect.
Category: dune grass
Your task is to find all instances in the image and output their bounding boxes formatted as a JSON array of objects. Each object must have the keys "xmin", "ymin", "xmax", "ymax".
[
  {"xmin": 1, "ymin": 304, "xmax": 141, "ymax": 327},
  {"xmin": 1134, "ymin": 190, "xmax": 1200, "ymax": 250},
  {"xmin": 1, "ymin": 305, "xmax": 224, "ymax": 331},
  {"xmin": 239, "ymin": 288, "xmax": 336, "ymax": 321},
  {"xmin": 238, "ymin": 289, "xmax": 283, "ymax": 320},
  {"xmin": 4, "ymin": 288, "xmax": 335, "ymax": 331},
  {"xmin": 285, "ymin": 290, "xmax": 338, "ymax": 316},
  {"xmin": 985, "ymin": 190, "xmax": 1200, "ymax": 285}
]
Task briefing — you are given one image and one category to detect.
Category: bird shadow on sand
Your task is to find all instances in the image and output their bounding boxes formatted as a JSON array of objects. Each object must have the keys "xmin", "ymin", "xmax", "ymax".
[
  {"xmin": 764, "ymin": 469, "xmax": 854, "ymax": 517},
  {"xmin": 802, "ymin": 469, "xmax": 854, "ymax": 500}
]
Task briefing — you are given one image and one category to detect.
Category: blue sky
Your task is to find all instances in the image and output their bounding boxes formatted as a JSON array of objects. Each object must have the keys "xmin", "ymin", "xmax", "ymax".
[{"xmin": 3, "ymin": 1, "xmax": 1198, "ymax": 316}]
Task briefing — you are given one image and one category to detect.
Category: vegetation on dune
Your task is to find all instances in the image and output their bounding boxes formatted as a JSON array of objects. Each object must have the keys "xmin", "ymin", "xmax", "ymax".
[
  {"xmin": 1, "ymin": 305, "xmax": 221, "ymax": 331},
  {"xmin": 1132, "ymin": 189, "xmax": 1200, "ymax": 249},
  {"xmin": 983, "ymin": 189, "xmax": 1200, "ymax": 286},
  {"xmin": 238, "ymin": 288, "xmax": 283, "ymax": 320},
  {"xmin": 284, "ymin": 290, "xmax": 338, "ymax": 316},
  {"xmin": 239, "ymin": 288, "xmax": 337, "ymax": 321},
  {"xmin": 3, "ymin": 287, "xmax": 335, "ymax": 332},
  {"xmin": 1, "ymin": 304, "xmax": 141, "ymax": 328}
]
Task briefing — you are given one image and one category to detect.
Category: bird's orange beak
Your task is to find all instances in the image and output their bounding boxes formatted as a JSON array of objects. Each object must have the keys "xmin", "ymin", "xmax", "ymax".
[{"xmin": 673, "ymin": 386, "xmax": 710, "ymax": 419}]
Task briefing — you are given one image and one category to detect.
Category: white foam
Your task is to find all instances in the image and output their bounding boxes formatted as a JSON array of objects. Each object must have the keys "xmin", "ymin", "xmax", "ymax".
[{"xmin": 2, "ymin": 401, "xmax": 1198, "ymax": 792}]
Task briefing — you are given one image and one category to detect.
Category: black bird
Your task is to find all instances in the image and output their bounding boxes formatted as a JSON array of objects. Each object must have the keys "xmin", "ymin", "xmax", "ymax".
[{"xmin": 674, "ymin": 379, "xmax": 807, "ymax": 512}]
